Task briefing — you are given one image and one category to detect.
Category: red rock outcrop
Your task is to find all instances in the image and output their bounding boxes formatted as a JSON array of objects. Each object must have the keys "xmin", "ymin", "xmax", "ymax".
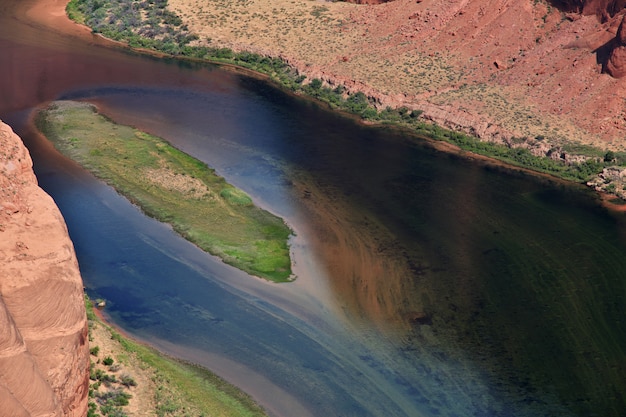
[
  {"xmin": 551, "ymin": 0, "xmax": 626, "ymax": 17},
  {"xmin": 606, "ymin": 14, "xmax": 626, "ymax": 76},
  {"xmin": 582, "ymin": 0, "xmax": 626, "ymax": 19},
  {"xmin": 337, "ymin": 0, "xmax": 626, "ymax": 141},
  {"xmin": 0, "ymin": 120, "xmax": 89, "ymax": 416},
  {"xmin": 342, "ymin": 0, "xmax": 394, "ymax": 4}
]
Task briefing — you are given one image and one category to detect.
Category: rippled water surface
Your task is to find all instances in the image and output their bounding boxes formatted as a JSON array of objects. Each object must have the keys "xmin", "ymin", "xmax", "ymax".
[{"xmin": 1, "ymin": 2, "xmax": 626, "ymax": 416}]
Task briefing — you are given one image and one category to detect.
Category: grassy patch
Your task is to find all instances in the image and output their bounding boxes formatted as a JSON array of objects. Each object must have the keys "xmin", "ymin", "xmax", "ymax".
[
  {"xmin": 66, "ymin": 0, "xmax": 86, "ymax": 24},
  {"xmin": 85, "ymin": 297, "xmax": 268, "ymax": 417},
  {"xmin": 37, "ymin": 101, "xmax": 293, "ymax": 282}
]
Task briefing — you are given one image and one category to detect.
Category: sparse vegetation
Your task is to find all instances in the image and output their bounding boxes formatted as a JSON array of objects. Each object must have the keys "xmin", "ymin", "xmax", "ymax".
[
  {"xmin": 86, "ymin": 296, "xmax": 269, "ymax": 417},
  {"xmin": 120, "ymin": 374, "xmax": 137, "ymax": 388},
  {"xmin": 66, "ymin": 0, "xmax": 199, "ymax": 54},
  {"xmin": 64, "ymin": 0, "xmax": 626, "ymax": 196},
  {"xmin": 88, "ymin": 326, "xmax": 131, "ymax": 417}
]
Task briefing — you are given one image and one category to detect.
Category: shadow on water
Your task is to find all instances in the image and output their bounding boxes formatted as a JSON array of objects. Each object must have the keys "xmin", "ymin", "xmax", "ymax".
[
  {"xmin": 231, "ymin": 77, "xmax": 626, "ymax": 416},
  {"xmin": 1, "ymin": 1, "xmax": 626, "ymax": 416}
]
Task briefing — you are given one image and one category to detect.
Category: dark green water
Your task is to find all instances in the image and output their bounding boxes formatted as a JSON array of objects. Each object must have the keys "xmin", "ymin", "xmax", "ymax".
[{"xmin": 1, "ymin": 2, "xmax": 626, "ymax": 416}]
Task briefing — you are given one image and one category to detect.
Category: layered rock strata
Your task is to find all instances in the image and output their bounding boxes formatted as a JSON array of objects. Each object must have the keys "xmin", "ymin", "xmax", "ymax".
[{"xmin": 0, "ymin": 120, "xmax": 89, "ymax": 416}]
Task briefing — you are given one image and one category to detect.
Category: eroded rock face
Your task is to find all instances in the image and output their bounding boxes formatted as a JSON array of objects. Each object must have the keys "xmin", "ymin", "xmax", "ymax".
[
  {"xmin": 606, "ymin": 15, "xmax": 626, "ymax": 77},
  {"xmin": 581, "ymin": 0, "xmax": 626, "ymax": 19},
  {"xmin": 551, "ymin": 0, "xmax": 626, "ymax": 17},
  {"xmin": 0, "ymin": 120, "xmax": 89, "ymax": 416},
  {"xmin": 536, "ymin": 2, "xmax": 626, "ymax": 78},
  {"xmin": 341, "ymin": 0, "xmax": 394, "ymax": 4}
]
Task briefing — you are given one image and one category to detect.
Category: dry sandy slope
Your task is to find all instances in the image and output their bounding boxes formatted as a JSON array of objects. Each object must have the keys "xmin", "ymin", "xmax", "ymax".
[
  {"xmin": 169, "ymin": 0, "xmax": 626, "ymax": 150},
  {"xmin": 87, "ymin": 317, "xmax": 157, "ymax": 417}
]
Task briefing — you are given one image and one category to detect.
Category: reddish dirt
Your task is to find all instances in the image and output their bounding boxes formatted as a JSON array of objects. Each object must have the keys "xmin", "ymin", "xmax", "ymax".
[
  {"xmin": 344, "ymin": 0, "xmax": 626, "ymax": 145},
  {"xmin": 169, "ymin": 0, "xmax": 626, "ymax": 150}
]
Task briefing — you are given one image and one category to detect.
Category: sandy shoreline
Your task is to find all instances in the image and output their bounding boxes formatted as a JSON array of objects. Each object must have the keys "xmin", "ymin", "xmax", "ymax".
[{"xmin": 27, "ymin": 0, "xmax": 91, "ymax": 38}]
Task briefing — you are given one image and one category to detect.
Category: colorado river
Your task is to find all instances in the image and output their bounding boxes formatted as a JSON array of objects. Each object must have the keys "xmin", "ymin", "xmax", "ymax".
[{"xmin": 1, "ymin": 1, "xmax": 625, "ymax": 416}]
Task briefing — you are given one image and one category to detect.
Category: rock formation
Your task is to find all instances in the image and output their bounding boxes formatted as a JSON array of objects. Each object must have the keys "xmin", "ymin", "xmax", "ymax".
[
  {"xmin": 0, "ymin": 120, "xmax": 89, "ymax": 416},
  {"xmin": 342, "ymin": 0, "xmax": 394, "ymax": 4},
  {"xmin": 587, "ymin": 165, "xmax": 626, "ymax": 198},
  {"xmin": 606, "ymin": 14, "xmax": 626, "ymax": 76},
  {"xmin": 581, "ymin": 0, "xmax": 626, "ymax": 19},
  {"xmin": 172, "ymin": 0, "xmax": 626, "ymax": 145}
]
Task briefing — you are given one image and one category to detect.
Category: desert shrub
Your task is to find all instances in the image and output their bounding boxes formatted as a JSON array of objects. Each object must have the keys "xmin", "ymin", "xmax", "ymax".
[
  {"xmin": 346, "ymin": 92, "xmax": 369, "ymax": 113},
  {"xmin": 97, "ymin": 388, "xmax": 132, "ymax": 407},
  {"xmin": 605, "ymin": 150, "xmax": 616, "ymax": 162},
  {"xmin": 90, "ymin": 368, "xmax": 105, "ymax": 381},
  {"xmin": 309, "ymin": 78, "xmax": 323, "ymax": 90},
  {"xmin": 87, "ymin": 401, "xmax": 98, "ymax": 417},
  {"xmin": 120, "ymin": 374, "xmax": 138, "ymax": 387}
]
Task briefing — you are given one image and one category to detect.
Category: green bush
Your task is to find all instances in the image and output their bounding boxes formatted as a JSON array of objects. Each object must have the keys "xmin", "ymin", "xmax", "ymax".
[
  {"xmin": 87, "ymin": 401, "xmax": 98, "ymax": 417},
  {"xmin": 309, "ymin": 78, "xmax": 323, "ymax": 90},
  {"xmin": 90, "ymin": 368, "xmax": 105, "ymax": 381},
  {"xmin": 346, "ymin": 92, "xmax": 369, "ymax": 113},
  {"xmin": 120, "ymin": 374, "xmax": 138, "ymax": 387}
]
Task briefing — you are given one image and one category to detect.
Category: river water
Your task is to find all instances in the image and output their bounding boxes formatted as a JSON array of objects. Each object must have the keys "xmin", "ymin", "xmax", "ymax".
[{"xmin": 1, "ymin": 1, "xmax": 626, "ymax": 416}]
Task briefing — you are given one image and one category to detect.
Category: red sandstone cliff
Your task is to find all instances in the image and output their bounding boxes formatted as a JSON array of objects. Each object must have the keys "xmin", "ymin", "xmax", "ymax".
[
  {"xmin": 172, "ymin": 0, "xmax": 626, "ymax": 146},
  {"xmin": 333, "ymin": 0, "xmax": 626, "ymax": 143},
  {"xmin": 0, "ymin": 120, "xmax": 89, "ymax": 416}
]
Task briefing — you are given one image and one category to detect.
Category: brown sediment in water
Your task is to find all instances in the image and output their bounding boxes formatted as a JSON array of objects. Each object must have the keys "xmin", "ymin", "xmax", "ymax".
[{"xmin": 599, "ymin": 190, "xmax": 626, "ymax": 211}]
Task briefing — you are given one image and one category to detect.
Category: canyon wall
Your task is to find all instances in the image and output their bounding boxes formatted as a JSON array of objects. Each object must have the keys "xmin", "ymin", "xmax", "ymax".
[
  {"xmin": 0, "ymin": 120, "xmax": 89, "ymax": 416},
  {"xmin": 169, "ymin": 0, "xmax": 626, "ymax": 147}
]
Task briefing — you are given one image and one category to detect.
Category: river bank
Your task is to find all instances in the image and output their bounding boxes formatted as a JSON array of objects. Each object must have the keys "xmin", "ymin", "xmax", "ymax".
[
  {"xmin": 86, "ymin": 298, "xmax": 269, "ymax": 417},
  {"xmin": 61, "ymin": 0, "xmax": 626, "ymax": 204},
  {"xmin": 164, "ymin": 0, "xmax": 626, "ymax": 146}
]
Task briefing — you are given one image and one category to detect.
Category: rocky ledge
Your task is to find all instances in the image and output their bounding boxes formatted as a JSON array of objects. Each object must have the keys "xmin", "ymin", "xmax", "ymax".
[
  {"xmin": 587, "ymin": 165, "xmax": 626, "ymax": 198},
  {"xmin": 0, "ymin": 120, "xmax": 89, "ymax": 416}
]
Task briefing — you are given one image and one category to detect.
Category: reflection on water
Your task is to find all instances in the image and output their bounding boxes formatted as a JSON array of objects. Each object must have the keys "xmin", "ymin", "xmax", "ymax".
[{"xmin": 1, "ymin": 1, "xmax": 626, "ymax": 416}]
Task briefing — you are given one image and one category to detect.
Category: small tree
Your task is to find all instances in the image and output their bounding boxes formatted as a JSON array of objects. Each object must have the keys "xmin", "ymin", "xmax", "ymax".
[{"xmin": 309, "ymin": 78, "xmax": 323, "ymax": 90}]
